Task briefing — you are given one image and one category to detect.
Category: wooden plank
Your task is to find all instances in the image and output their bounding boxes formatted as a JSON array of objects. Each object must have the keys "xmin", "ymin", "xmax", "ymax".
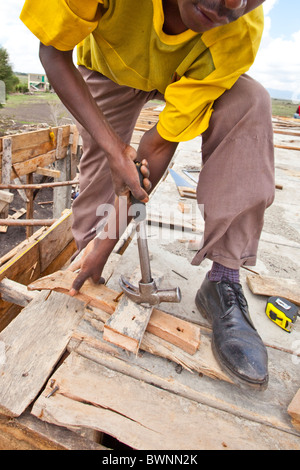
[
  {"xmin": 0, "ymin": 227, "xmax": 47, "ymax": 268},
  {"xmin": 0, "ymin": 190, "xmax": 14, "ymax": 204},
  {"xmin": 247, "ymin": 274, "xmax": 300, "ymax": 306},
  {"xmin": 273, "ymin": 129, "xmax": 300, "ymax": 137},
  {"xmin": 0, "ymin": 126, "xmax": 70, "ymax": 164},
  {"xmin": 40, "ymin": 239, "xmax": 77, "ymax": 277},
  {"xmin": 0, "ymin": 242, "xmax": 40, "ymax": 285},
  {"xmin": 1, "ymin": 139, "xmax": 12, "ymax": 217},
  {"xmin": 37, "ymin": 210, "xmax": 74, "ymax": 273},
  {"xmin": 0, "ymin": 218, "xmax": 56, "ymax": 227},
  {"xmin": 1, "ymin": 138, "xmax": 12, "ymax": 184},
  {"xmin": 36, "ymin": 166, "xmax": 61, "ymax": 178},
  {"xmin": 11, "ymin": 150, "xmax": 56, "ymax": 178},
  {"xmin": 288, "ymin": 389, "xmax": 300, "ymax": 423},
  {"xmin": 31, "ymin": 352, "xmax": 300, "ymax": 450},
  {"xmin": 274, "ymin": 144, "xmax": 300, "ymax": 151},
  {"xmin": 103, "ymin": 297, "xmax": 154, "ymax": 354},
  {"xmin": 68, "ymin": 333, "xmax": 300, "ymax": 435},
  {"xmin": 26, "ymin": 173, "xmax": 34, "ymax": 238},
  {"xmin": 28, "ymin": 270, "xmax": 118, "ymax": 314},
  {"xmin": 146, "ymin": 308, "xmax": 200, "ymax": 355},
  {"xmin": 53, "ymin": 128, "xmax": 72, "ymax": 218},
  {"xmin": 0, "ymin": 290, "xmax": 84, "ymax": 417},
  {"xmin": 0, "ymin": 412, "xmax": 106, "ymax": 450},
  {"xmin": 0, "ymin": 210, "xmax": 72, "ymax": 279},
  {"xmin": 0, "ymin": 179, "xmax": 78, "ymax": 191},
  {"xmin": 27, "ymin": 270, "xmax": 201, "ymax": 355},
  {"xmin": 69, "ymin": 304, "xmax": 229, "ymax": 382},
  {"xmin": 0, "ymin": 211, "xmax": 74, "ymax": 330},
  {"xmin": 0, "ymin": 278, "xmax": 37, "ymax": 307},
  {"xmin": 102, "ymin": 269, "xmax": 164, "ymax": 354},
  {"xmin": 0, "ymin": 208, "xmax": 26, "ymax": 233}
]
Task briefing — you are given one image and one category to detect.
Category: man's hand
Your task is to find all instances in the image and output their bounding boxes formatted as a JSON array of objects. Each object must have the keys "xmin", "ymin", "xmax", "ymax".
[
  {"xmin": 109, "ymin": 147, "xmax": 151, "ymax": 202},
  {"xmin": 68, "ymin": 160, "xmax": 151, "ymax": 295},
  {"xmin": 68, "ymin": 238, "xmax": 106, "ymax": 296}
]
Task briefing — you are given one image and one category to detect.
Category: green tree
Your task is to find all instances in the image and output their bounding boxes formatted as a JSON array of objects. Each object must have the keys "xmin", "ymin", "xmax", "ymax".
[{"xmin": 0, "ymin": 46, "xmax": 19, "ymax": 94}]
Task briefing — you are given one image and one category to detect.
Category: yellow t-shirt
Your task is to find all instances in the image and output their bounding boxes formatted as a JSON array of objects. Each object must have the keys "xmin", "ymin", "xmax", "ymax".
[{"xmin": 20, "ymin": 0, "xmax": 264, "ymax": 142}]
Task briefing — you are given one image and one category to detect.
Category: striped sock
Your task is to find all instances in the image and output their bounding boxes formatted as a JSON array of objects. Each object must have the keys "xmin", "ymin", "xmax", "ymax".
[{"xmin": 209, "ymin": 262, "xmax": 240, "ymax": 283}]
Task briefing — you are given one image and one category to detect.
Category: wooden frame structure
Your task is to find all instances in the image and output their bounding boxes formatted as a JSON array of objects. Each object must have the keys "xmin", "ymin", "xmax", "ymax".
[{"xmin": 0, "ymin": 124, "xmax": 79, "ymax": 236}]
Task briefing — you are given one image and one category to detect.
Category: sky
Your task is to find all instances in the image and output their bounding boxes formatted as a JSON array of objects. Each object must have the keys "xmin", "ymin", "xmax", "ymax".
[{"xmin": 0, "ymin": 0, "xmax": 299, "ymax": 100}]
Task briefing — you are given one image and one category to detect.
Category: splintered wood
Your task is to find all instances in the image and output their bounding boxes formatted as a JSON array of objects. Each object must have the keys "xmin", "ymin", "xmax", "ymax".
[
  {"xmin": 28, "ymin": 270, "xmax": 201, "ymax": 355},
  {"xmin": 0, "ymin": 290, "xmax": 84, "ymax": 417},
  {"xmin": 103, "ymin": 270, "xmax": 163, "ymax": 354},
  {"xmin": 103, "ymin": 296, "xmax": 154, "ymax": 354},
  {"xmin": 31, "ymin": 352, "xmax": 300, "ymax": 450}
]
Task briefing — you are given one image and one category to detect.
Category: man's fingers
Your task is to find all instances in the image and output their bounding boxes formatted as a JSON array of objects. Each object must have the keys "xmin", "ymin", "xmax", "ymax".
[
  {"xmin": 68, "ymin": 258, "xmax": 81, "ymax": 272},
  {"xmin": 131, "ymin": 185, "xmax": 149, "ymax": 203},
  {"xmin": 140, "ymin": 160, "xmax": 152, "ymax": 192},
  {"xmin": 69, "ymin": 270, "xmax": 105, "ymax": 296},
  {"xmin": 69, "ymin": 270, "xmax": 90, "ymax": 295}
]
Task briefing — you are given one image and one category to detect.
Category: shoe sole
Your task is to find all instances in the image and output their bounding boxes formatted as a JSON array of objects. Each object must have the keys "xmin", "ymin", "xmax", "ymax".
[{"xmin": 195, "ymin": 290, "xmax": 269, "ymax": 392}]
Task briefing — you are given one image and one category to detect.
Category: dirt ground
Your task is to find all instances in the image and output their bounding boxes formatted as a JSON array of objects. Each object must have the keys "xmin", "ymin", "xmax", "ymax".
[
  {"xmin": 0, "ymin": 95, "xmax": 75, "ymax": 258},
  {"xmin": 0, "ymin": 94, "xmax": 73, "ymax": 136}
]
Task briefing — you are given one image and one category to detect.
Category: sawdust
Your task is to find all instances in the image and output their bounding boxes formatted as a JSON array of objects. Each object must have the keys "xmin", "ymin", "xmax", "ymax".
[
  {"xmin": 258, "ymin": 249, "xmax": 300, "ymax": 281},
  {"xmin": 163, "ymin": 240, "xmax": 196, "ymax": 263},
  {"xmin": 263, "ymin": 205, "xmax": 300, "ymax": 245}
]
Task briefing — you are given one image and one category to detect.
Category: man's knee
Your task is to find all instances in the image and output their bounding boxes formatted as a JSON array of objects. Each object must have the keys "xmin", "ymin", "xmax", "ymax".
[
  {"xmin": 240, "ymin": 76, "xmax": 272, "ymax": 120},
  {"xmin": 250, "ymin": 82, "xmax": 272, "ymax": 115}
]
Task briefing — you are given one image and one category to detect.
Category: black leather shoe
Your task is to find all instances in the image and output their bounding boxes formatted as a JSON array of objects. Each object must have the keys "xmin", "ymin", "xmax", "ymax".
[{"xmin": 195, "ymin": 274, "xmax": 268, "ymax": 390}]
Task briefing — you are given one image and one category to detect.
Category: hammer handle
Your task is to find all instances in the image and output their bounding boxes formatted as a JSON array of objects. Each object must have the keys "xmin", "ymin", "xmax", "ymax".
[
  {"xmin": 131, "ymin": 162, "xmax": 152, "ymax": 284},
  {"xmin": 130, "ymin": 162, "xmax": 145, "ymax": 208}
]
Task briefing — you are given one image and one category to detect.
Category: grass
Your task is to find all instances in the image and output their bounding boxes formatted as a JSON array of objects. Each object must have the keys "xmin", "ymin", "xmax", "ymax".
[
  {"xmin": 5, "ymin": 92, "xmax": 60, "ymax": 108},
  {"xmin": 2, "ymin": 92, "xmax": 299, "ymax": 121},
  {"xmin": 271, "ymin": 99, "xmax": 298, "ymax": 118}
]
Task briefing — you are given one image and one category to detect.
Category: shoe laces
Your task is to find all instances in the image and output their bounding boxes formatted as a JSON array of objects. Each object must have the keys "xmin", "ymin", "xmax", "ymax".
[{"xmin": 221, "ymin": 280, "xmax": 254, "ymax": 327}]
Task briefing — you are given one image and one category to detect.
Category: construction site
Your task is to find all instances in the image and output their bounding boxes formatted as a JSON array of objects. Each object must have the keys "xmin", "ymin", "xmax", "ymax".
[{"xmin": 0, "ymin": 104, "xmax": 299, "ymax": 451}]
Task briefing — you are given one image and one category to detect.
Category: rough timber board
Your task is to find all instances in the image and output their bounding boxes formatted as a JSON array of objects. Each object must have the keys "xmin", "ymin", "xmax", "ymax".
[
  {"xmin": 0, "ymin": 210, "xmax": 74, "ymax": 283},
  {"xmin": 0, "ymin": 411, "xmax": 105, "ymax": 450},
  {"xmin": 68, "ymin": 300, "xmax": 300, "ymax": 434},
  {"xmin": 0, "ymin": 210, "xmax": 75, "ymax": 332},
  {"xmin": 69, "ymin": 303, "xmax": 229, "ymax": 383},
  {"xmin": 0, "ymin": 290, "xmax": 84, "ymax": 417},
  {"xmin": 28, "ymin": 270, "xmax": 201, "ymax": 356},
  {"xmin": 103, "ymin": 271, "xmax": 163, "ymax": 354},
  {"xmin": 31, "ymin": 352, "xmax": 300, "ymax": 450},
  {"xmin": 247, "ymin": 274, "xmax": 300, "ymax": 306},
  {"xmin": 0, "ymin": 126, "xmax": 72, "ymax": 181},
  {"xmin": 288, "ymin": 389, "xmax": 300, "ymax": 423},
  {"xmin": 103, "ymin": 297, "xmax": 154, "ymax": 354}
]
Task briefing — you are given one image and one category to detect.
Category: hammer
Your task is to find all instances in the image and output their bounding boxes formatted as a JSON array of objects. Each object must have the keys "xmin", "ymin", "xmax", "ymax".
[{"xmin": 119, "ymin": 162, "xmax": 181, "ymax": 307}]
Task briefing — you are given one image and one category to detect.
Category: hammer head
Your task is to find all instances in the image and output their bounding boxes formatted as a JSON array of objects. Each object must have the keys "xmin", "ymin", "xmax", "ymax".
[{"xmin": 119, "ymin": 275, "xmax": 181, "ymax": 307}]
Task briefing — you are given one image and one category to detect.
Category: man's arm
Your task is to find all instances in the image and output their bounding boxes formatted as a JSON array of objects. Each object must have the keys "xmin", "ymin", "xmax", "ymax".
[
  {"xmin": 136, "ymin": 124, "xmax": 179, "ymax": 187},
  {"xmin": 69, "ymin": 126, "xmax": 178, "ymax": 293},
  {"xmin": 39, "ymin": 43, "xmax": 149, "ymax": 202}
]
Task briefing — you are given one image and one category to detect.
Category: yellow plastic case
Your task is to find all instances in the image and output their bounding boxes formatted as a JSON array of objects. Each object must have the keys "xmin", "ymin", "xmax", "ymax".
[{"xmin": 266, "ymin": 296, "xmax": 298, "ymax": 333}]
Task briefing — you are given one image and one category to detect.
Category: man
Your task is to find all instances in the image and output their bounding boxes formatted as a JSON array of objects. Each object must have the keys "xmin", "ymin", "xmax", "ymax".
[{"xmin": 20, "ymin": 0, "xmax": 274, "ymax": 390}]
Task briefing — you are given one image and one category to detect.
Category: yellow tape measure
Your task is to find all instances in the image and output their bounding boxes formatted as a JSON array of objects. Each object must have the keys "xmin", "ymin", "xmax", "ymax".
[{"xmin": 266, "ymin": 296, "xmax": 299, "ymax": 333}]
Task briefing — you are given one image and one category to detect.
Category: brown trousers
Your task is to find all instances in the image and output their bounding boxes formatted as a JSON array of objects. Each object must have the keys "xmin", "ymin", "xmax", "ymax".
[{"xmin": 72, "ymin": 67, "xmax": 275, "ymax": 269}]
